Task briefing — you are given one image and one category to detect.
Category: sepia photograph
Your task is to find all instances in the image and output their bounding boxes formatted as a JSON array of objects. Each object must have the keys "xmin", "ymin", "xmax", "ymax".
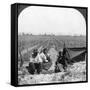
[{"xmin": 17, "ymin": 4, "xmax": 87, "ymax": 86}]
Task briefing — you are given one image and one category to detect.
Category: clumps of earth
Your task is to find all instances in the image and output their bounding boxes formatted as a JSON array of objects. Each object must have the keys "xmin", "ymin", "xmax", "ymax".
[{"xmin": 18, "ymin": 61, "xmax": 86, "ymax": 85}]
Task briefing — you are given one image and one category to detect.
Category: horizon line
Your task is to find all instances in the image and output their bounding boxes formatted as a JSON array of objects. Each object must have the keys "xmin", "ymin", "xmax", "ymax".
[{"xmin": 18, "ymin": 32, "xmax": 86, "ymax": 36}]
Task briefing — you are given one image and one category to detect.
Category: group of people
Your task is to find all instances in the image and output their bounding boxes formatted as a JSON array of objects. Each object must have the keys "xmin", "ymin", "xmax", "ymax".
[
  {"xmin": 26, "ymin": 47, "xmax": 69, "ymax": 74},
  {"xmin": 26, "ymin": 48, "xmax": 51, "ymax": 74}
]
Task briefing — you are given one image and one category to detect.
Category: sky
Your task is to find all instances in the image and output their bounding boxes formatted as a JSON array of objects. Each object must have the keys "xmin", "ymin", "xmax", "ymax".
[{"xmin": 18, "ymin": 6, "xmax": 86, "ymax": 35}]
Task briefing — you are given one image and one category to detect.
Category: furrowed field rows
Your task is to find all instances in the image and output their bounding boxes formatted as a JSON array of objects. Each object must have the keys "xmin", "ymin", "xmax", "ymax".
[{"xmin": 18, "ymin": 35, "xmax": 86, "ymax": 63}]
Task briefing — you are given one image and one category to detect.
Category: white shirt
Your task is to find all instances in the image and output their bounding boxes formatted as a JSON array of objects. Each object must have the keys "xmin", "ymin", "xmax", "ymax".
[
  {"xmin": 29, "ymin": 52, "xmax": 48, "ymax": 63},
  {"xmin": 40, "ymin": 52, "xmax": 48, "ymax": 62},
  {"xmin": 34, "ymin": 53, "xmax": 43, "ymax": 63},
  {"xmin": 29, "ymin": 57, "xmax": 35, "ymax": 62}
]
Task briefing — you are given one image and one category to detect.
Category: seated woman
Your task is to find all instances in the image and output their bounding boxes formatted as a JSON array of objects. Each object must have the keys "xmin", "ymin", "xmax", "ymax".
[
  {"xmin": 40, "ymin": 48, "xmax": 52, "ymax": 70},
  {"xmin": 55, "ymin": 49, "xmax": 67, "ymax": 73},
  {"xmin": 42, "ymin": 48, "xmax": 51, "ymax": 62},
  {"xmin": 55, "ymin": 50, "xmax": 64, "ymax": 73}
]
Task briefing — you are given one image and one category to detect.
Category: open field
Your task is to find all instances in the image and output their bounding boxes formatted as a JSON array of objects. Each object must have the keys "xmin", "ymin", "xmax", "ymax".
[
  {"xmin": 18, "ymin": 35, "xmax": 86, "ymax": 50},
  {"xmin": 18, "ymin": 34, "xmax": 86, "ymax": 85}
]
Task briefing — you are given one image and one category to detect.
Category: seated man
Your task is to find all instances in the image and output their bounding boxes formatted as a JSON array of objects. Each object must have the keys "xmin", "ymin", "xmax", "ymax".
[{"xmin": 26, "ymin": 49, "xmax": 38, "ymax": 74}]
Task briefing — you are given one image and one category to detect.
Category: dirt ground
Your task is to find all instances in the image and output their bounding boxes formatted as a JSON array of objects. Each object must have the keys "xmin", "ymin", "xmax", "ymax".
[
  {"xmin": 18, "ymin": 61, "xmax": 86, "ymax": 85},
  {"xmin": 18, "ymin": 46, "xmax": 86, "ymax": 85}
]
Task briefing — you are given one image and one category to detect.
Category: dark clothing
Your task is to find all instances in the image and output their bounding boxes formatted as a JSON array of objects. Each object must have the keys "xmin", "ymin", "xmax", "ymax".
[
  {"xmin": 26, "ymin": 62, "xmax": 42, "ymax": 74},
  {"xmin": 26, "ymin": 62, "xmax": 35, "ymax": 75},
  {"xmin": 34, "ymin": 63, "xmax": 42, "ymax": 74},
  {"xmin": 55, "ymin": 54, "xmax": 68, "ymax": 72},
  {"xmin": 55, "ymin": 63, "xmax": 64, "ymax": 73}
]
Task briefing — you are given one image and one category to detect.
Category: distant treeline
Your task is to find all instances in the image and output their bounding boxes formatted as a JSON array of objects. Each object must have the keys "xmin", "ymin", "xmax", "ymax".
[{"xmin": 18, "ymin": 33, "xmax": 86, "ymax": 37}]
